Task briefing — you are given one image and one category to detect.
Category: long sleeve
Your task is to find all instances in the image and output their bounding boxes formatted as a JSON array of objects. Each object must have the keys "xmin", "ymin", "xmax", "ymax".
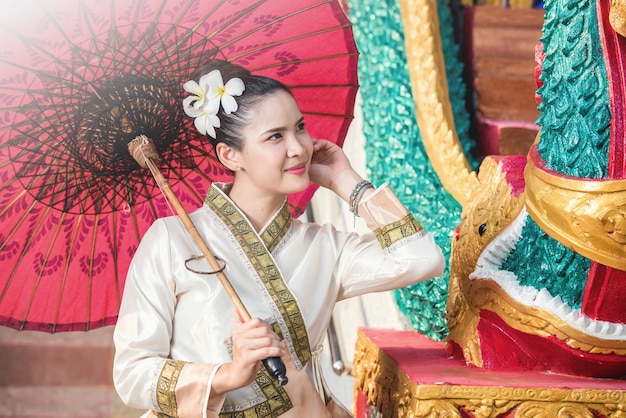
[
  {"xmin": 113, "ymin": 220, "xmax": 226, "ymax": 418},
  {"xmin": 334, "ymin": 183, "xmax": 445, "ymax": 300}
]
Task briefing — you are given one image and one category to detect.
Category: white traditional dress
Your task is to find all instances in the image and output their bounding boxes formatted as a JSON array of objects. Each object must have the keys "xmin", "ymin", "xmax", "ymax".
[{"xmin": 113, "ymin": 182, "xmax": 445, "ymax": 418}]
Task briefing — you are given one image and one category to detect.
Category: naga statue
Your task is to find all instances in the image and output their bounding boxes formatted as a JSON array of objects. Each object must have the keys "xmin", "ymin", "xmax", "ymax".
[
  {"xmin": 446, "ymin": 0, "xmax": 626, "ymax": 377},
  {"xmin": 347, "ymin": 0, "xmax": 626, "ymax": 378}
]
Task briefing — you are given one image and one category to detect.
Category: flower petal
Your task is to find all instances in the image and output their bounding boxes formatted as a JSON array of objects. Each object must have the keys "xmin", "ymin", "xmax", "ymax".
[
  {"xmin": 208, "ymin": 113, "xmax": 221, "ymax": 129},
  {"xmin": 205, "ymin": 122, "xmax": 216, "ymax": 139},
  {"xmin": 183, "ymin": 106, "xmax": 204, "ymax": 118},
  {"xmin": 183, "ymin": 80, "xmax": 202, "ymax": 95},
  {"xmin": 202, "ymin": 95, "xmax": 221, "ymax": 116},
  {"xmin": 221, "ymin": 95, "xmax": 238, "ymax": 114},
  {"xmin": 225, "ymin": 77, "xmax": 245, "ymax": 96},
  {"xmin": 183, "ymin": 95, "xmax": 201, "ymax": 110},
  {"xmin": 195, "ymin": 97, "xmax": 208, "ymax": 110},
  {"xmin": 193, "ymin": 114, "xmax": 207, "ymax": 136},
  {"xmin": 183, "ymin": 97, "xmax": 203, "ymax": 116},
  {"xmin": 198, "ymin": 72, "xmax": 214, "ymax": 90},
  {"xmin": 204, "ymin": 70, "xmax": 224, "ymax": 93},
  {"xmin": 183, "ymin": 95, "xmax": 194, "ymax": 108}
]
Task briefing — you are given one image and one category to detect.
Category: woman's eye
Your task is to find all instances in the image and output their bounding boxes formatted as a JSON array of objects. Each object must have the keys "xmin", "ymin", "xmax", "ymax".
[
  {"xmin": 296, "ymin": 122, "xmax": 305, "ymax": 131},
  {"xmin": 269, "ymin": 133, "xmax": 282, "ymax": 141}
]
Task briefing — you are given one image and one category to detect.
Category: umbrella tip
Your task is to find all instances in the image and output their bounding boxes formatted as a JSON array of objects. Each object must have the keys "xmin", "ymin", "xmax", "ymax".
[{"xmin": 128, "ymin": 135, "xmax": 160, "ymax": 168}]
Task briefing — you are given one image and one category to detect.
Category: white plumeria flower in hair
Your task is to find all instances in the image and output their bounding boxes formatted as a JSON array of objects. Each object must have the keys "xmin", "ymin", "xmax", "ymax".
[
  {"xmin": 183, "ymin": 73, "xmax": 221, "ymax": 137},
  {"xmin": 182, "ymin": 72, "xmax": 211, "ymax": 111},
  {"xmin": 183, "ymin": 69, "xmax": 244, "ymax": 138},
  {"xmin": 205, "ymin": 69, "xmax": 245, "ymax": 114},
  {"xmin": 182, "ymin": 99, "xmax": 220, "ymax": 138}
]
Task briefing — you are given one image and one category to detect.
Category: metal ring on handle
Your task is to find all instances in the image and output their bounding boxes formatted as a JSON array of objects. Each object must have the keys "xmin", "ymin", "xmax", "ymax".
[{"xmin": 184, "ymin": 255, "xmax": 226, "ymax": 275}]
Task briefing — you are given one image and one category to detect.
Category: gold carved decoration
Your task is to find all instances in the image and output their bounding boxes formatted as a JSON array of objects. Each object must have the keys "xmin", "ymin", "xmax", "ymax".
[
  {"xmin": 447, "ymin": 155, "xmax": 626, "ymax": 367},
  {"xmin": 610, "ymin": 0, "xmax": 626, "ymax": 37},
  {"xmin": 516, "ymin": 402, "xmax": 595, "ymax": 417},
  {"xmin": 509, "ymin": 0, "xmax": 535, "ymax": 7},
  {"xmin": 525, "ymin": 145, "xmax": 626, "ymax": 271},
  {"xmin": 447, "ymin": 156, "xmax": 526, "ymax": 366},
  {"xmin": 398, "ymin": 0, "xmax": 478, "ymax": 206},
  {"xmin": 353, "ymin": 330, "xmax": 626, "ymax": 418}
]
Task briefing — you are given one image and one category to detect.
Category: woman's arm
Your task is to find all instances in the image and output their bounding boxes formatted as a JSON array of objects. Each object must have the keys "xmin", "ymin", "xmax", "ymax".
[
  {"xmin": 309, "ymin": 138, "xmax": 445, "ymax": 298},
  {"xmin": 333, "ymin": 184, "xmax": 445, "ymax": 300},
  {"xmin": 113, "ymin": 221, "xmax": 226, "ymax": 417}
]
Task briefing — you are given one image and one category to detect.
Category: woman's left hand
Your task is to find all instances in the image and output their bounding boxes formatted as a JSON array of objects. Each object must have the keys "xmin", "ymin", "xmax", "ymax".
[
  {"xmin": 309, "ymin": 139, "xmax": 354, "ymax": 189},
  {"xmin": 309, "ymin": 139, "xmax": 366, "ymax": 202}
]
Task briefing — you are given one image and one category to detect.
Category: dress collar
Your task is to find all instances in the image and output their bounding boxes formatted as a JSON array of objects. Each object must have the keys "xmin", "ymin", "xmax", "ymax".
[{"xmin": 205, "ymin": 182, "xmax": 292, "ymax": 252}]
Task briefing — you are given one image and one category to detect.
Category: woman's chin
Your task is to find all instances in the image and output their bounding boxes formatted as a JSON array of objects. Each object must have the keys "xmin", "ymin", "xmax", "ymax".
[{"xmin": 285, "ymin": 176, "xmax": 311, "ymax": 195}]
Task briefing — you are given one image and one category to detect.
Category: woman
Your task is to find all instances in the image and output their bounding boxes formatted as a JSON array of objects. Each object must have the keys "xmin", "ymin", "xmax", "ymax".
[{"xmin": 113, "ymin": 60, "xmax": 445, "ymax": 417}]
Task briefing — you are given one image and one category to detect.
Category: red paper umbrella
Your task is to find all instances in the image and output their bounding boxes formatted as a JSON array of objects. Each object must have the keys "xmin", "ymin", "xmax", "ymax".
[{"xmin": 0, "ymin": 0, "xmax": 358, "ymax": 332}]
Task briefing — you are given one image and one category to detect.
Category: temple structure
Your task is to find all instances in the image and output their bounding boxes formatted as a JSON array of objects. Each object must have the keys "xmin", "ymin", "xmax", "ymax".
[{"xmin": 350, "ymin": 0, "xmax": 626, "ymax": 416}]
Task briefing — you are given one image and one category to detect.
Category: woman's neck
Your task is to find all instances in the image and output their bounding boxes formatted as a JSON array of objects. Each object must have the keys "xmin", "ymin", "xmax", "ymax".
[{"xmin": 227, "ymin": 182, "xmax": 285, "ymax": 232}]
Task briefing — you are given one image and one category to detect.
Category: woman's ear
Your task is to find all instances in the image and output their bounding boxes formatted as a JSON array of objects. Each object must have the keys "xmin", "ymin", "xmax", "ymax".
[{"xmin": 215, "ymin": 142, "xmax": 240, "ymax": 172}]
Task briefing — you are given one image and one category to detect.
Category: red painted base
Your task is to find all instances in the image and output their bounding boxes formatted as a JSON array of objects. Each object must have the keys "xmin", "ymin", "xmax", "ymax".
[
  {"xmin": 354, "ymin": 328, "xmax": 626, "ymax": 418},
  {"xmin": 447, "ymin": 309, "xmax": 626, "ymax": 378}
]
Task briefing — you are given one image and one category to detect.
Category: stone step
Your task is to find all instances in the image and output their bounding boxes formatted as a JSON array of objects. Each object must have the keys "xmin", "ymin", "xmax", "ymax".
[
  {"xmin": 0, "ymin": 386, "xmax": 140, "ymax": 418},
  {"xmin": 0, "ymin": 326, "xmax": 140, "ymax": 417}
]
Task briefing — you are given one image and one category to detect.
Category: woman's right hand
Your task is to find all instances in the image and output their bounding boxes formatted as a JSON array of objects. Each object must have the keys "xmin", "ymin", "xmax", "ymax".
[{"xmin": 211, "ymin": 312, "xmax": 285, "ymax": 394}]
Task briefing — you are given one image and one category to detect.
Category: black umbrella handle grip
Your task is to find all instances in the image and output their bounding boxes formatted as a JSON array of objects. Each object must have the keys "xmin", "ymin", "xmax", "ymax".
[{"xmin": 262, "ymin": 356, "xmax": 288, "ymax": 385}]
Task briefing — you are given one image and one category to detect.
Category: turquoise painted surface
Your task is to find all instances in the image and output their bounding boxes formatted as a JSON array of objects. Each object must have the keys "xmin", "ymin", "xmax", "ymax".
[
  {"xmin": 346, "ymin": 0, "xmax": 477, "ymax": 340},
  {"xmin": 501, "ymin": 0, "xmax": 610, "ymax": 307}
]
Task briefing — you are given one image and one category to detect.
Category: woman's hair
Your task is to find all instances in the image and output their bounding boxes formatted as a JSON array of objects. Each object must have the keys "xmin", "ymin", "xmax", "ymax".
[{"xmin": 188, "ymin": 59, "xmax": 293, "ymax": 151}]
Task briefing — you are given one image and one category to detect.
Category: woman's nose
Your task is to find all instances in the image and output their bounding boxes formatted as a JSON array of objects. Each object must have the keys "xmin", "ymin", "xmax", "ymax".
[{"xmin": 286, "ymin": 134, "xmax": 306, "ymax": 157}]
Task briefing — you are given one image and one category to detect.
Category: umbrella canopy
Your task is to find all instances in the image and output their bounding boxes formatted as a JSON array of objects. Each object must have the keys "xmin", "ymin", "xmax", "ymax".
[{"xmin": 0, "ymin": 0, "xmax": 358, "ymax": 332}]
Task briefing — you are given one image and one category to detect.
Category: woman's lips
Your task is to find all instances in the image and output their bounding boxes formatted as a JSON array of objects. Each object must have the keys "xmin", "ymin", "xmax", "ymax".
[{"xmin": 285, "ymin": 163, "xmax": 307, "ymax": 175}]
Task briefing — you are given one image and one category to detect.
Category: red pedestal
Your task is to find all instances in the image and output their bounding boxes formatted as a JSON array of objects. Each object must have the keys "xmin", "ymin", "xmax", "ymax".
[{"xmin": 353, "ymin": 328, "xmax": 626, "ymax": 418}]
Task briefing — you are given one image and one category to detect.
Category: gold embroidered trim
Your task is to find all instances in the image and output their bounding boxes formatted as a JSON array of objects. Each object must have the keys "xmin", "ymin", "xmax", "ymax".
[
  {"xmin": 205, "ymin": 185, "xmax": 311, "ymax": 416},
  {"xmin": 260, "ymin": 203, "xmax": 292, "ymax": 254},
  {"xmin": 155, "ymin": 359, "xmax": 186, "ymax": 418},
  {"xmin": 218, "ymin": 366, "xmax": 292, "ymax": 418},
  {"xmin": 206, "ymin": 186, "xmax": 311, "ymax": 366},
  {"xmin": 374, "ymin": 214, "xmax": 424, "ymax": 248}
]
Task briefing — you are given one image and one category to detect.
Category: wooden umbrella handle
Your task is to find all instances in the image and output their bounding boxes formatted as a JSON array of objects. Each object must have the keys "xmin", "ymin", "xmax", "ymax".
[
  {"xmin": 144, "ymin": 155, "xmax": 252, "ymax": 320},
  {"xmin": 128, "ymin": 135, "xmax": 287, "ymax": 385}
]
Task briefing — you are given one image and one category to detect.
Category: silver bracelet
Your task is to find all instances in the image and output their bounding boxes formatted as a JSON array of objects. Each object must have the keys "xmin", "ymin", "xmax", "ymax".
[{"xmin": 349, "ymin": 180, "xmax": 374, "ymax": 226}]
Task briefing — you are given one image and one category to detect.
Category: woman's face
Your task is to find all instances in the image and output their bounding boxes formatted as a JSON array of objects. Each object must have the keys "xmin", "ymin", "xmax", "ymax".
[{"xmin": 235, "ymin": 90, "xmax": 313, "ymax": 197}]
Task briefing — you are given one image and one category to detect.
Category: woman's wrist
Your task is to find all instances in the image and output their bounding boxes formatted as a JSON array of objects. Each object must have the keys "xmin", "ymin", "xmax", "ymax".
[
  {"xmin": 210, "ymin": 362, "xmax": 242, "ymax": 396},
  {"xmin": 328, "ymin": 170, "xmax": 369, "ymax": 203}
]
